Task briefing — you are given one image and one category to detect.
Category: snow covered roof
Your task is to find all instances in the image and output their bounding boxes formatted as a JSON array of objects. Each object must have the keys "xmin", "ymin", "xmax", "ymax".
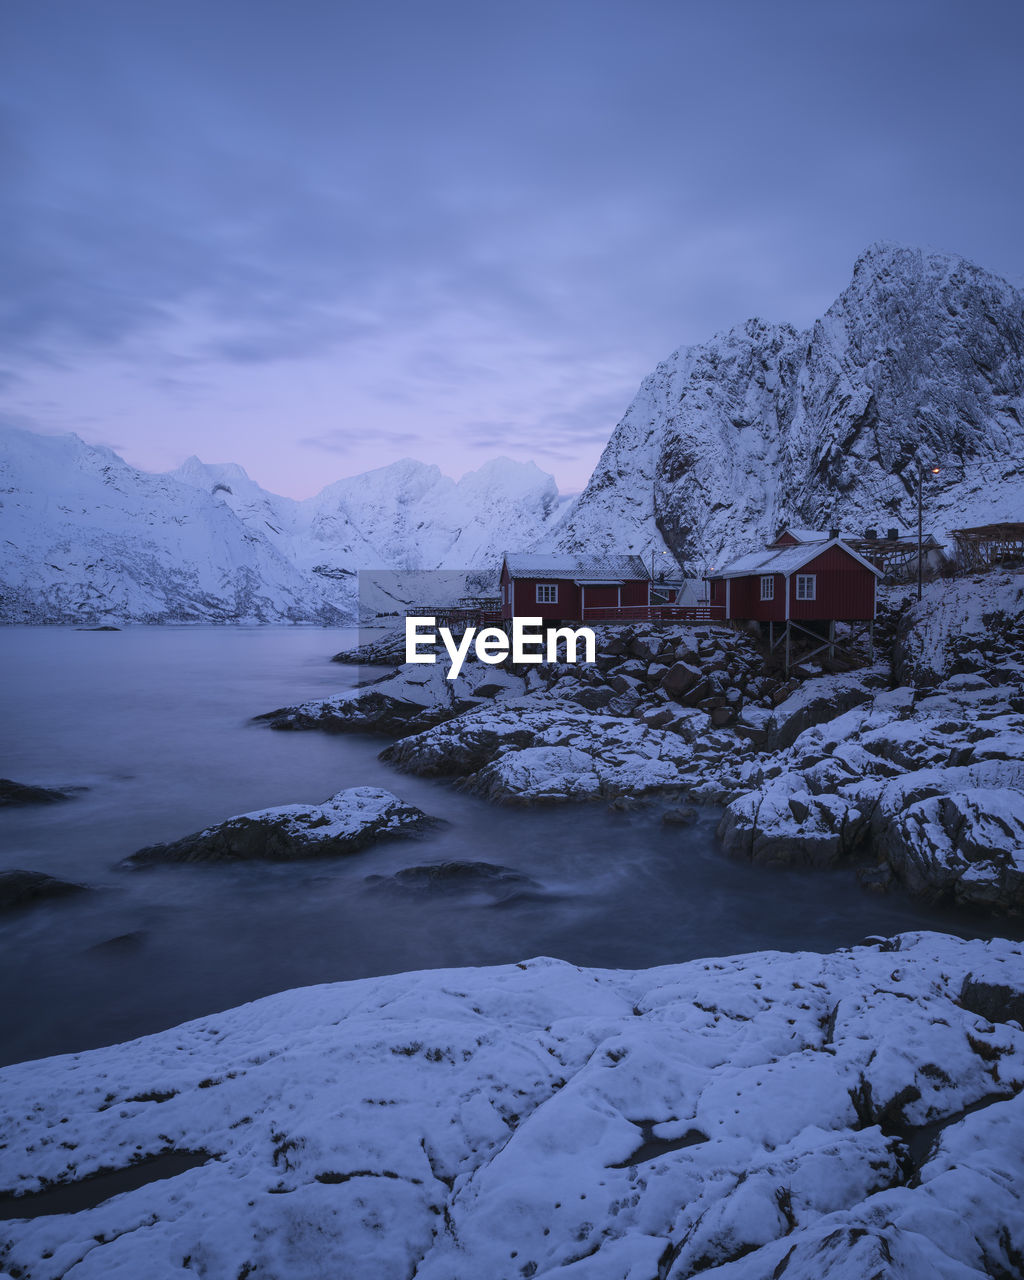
[
  {"xmin": 774, "ymin": 527, "xmax": 831, "ymax": 543},
  {"xmin": 502, "ymin": 553, "xmax": 650, "ymax": 582},
  {"xmin": 711, "ymin": 538, "xmax": 883, "ymax": 579}
]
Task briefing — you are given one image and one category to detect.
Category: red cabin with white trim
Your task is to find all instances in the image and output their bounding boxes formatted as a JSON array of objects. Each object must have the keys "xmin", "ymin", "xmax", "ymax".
[
  {"xmin": 706, "ymin": 536, "xmax": 880, "ymax": 623},
  {"xmin": 499, "ymin": 554, "xmax": 650, "ymax": 622}
]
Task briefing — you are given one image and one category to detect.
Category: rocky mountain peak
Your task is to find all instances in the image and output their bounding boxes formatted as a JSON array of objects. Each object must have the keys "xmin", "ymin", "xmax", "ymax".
[{"xmin": 552, "ymin": 243, "xmax": 1024, "ymax": 572}]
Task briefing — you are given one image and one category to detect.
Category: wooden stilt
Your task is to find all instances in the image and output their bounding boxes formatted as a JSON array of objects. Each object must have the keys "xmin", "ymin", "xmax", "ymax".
[
  {"xmin": 828, "ymin": 619, "xmax": 835, "ymax": 661},
  {"xmin": 784, "ymin": 622, "xmax": 791, "ymax": 677}
]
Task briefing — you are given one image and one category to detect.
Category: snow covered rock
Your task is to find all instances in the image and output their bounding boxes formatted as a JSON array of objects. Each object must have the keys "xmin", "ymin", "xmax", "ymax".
[
  {"xmin": 721, "ymin": 679, "xmax": 1024, "ymax": 912},
  {"xmin": 260, "ymin": 622, "xmax": 774, "ymax": 758},
  {"xmin": 382, "ymin": 696, "xmax": 748, "ymax": 803},
  {"xmin": 762, "ymin": 670, "xmax": 883, "ymax": 750},
  {"xmin": 877, "ymin": 782, "xmax": 1024, "ymax": 911},
  {"xmin": 259, "ymin": 664, "xmax": 528, "ymax": 737},
  {"xmin": 331, "ymin": 629, "xmax": 411, "ymax": 666},
  {"xmin": 2, "ymin": 935, "xmax": 1023, "ymax": 1279},
  {"xmin": 895, "ymin": 573, "xmax": 1024, "ymax": 688},
  {"xmin": 128, "ymin": 787, "xmax": 436, "ymax": 863},
  {"xmin": 262, "ymin": 623, "xmax": 777, "ymax": 805}
]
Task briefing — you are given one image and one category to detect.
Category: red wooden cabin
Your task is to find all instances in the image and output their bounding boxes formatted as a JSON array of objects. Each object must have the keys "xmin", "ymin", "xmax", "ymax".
[
  {"xmin": 706, "ymin": 536, "xmax": 880, "ymax": 624},
  {"xmin": 499, "ymin": 554, "xmax": 650, "ymax": 623}
]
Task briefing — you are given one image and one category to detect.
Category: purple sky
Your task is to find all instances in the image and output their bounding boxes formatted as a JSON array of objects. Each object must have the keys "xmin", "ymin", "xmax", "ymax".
[{"xmin": 2, "ymin": 0, "xmax": 1023, "ymax": 498}]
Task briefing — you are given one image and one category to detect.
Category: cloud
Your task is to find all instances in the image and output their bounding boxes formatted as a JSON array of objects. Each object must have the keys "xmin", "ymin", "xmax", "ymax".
[
  {"xmin": 0, "ymin": 410, "xmax": 41, "ymax": 432},
  {"xmin": 299, "ymin": 427, "xmax": 422, "ymax": 455},
  {"xmin": 2, "ymin": 0, "xmax": 1023, "ymax": 497}
]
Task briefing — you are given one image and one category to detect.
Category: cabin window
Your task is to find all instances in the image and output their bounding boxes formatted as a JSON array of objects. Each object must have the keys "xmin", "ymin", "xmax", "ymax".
[
  {"xmin": 795, "ymin": 574, "xmax": 816, "ymax": 601},
  {"xmin": 536, "ymin": 583, "xmax": 558, "ymax": 604},
  {"xmin": 760, "ymin": 575, "xmax": 774, "ymax": 601}
]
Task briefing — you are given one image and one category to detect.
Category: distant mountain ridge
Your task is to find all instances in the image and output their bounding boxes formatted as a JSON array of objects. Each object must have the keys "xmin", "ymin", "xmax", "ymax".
[
  {"xmin": 0, "ymin": 427, "xmax": 560, "ymax": 623},
  {"xmin": 551, "ymin": 242, "xmax": 1024, "ymax": 572}
]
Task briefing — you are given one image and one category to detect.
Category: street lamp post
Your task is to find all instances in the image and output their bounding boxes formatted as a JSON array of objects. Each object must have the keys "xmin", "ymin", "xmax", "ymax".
[
  {"xmin": 650, "ymin": 549, "xmax": 673, "ymax": 583},
  {"xmin": 649, "ymin": 549, "xmax": 676, "ymax": 613},
  {"xmin": 917, "ymin": 462, "xmax": 941, "ymax": 601}
]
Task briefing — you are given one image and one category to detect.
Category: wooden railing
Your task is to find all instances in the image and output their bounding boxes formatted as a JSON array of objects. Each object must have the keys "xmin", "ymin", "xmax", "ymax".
[
  {"xmin": 582, "ymin": 604, "xmax": 726, "ymax": 623},
  {"xmin": 402, "ymin": 604, "xmax": 726, "ymax": 627}
]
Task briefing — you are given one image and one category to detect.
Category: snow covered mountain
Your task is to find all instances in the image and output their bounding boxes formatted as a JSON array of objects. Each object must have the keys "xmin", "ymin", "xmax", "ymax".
[
  {"xmin": 298, "ymin": 455, "xmax": 559, "ymax": 573},
  {"xmin": 0, "ymin": 429, "xmax": 335, "ymax": 625},
  {"xmin": 0, "ymin": 428, "xmax": 560, "ymax": 624},
  {"xmin": 554, "ymin": 243, "xmax": 1024, "ymax": 571}
]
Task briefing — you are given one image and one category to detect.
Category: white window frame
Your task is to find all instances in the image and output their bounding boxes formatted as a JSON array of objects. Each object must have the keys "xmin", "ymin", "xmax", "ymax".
[
  {"xmin": 760, "ymin": 575, "xmax": 774, "ymax": 601},
  {"xmin": 795, "ymin": 574, "xmax": 816, "ymax": 601},
  {"xmin": 535, "ymin": 583, "xmax": 558, "ymax": 604}
]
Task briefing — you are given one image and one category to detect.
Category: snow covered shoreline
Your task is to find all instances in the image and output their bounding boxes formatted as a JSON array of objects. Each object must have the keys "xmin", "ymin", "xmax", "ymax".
[
  {"xmin": 254, "ymin": 574, "xmax": 1024, "ymax": 916},
  {"xmin": 2, "ymin": 932, "xmax": 1023, "ymax": 1278}
]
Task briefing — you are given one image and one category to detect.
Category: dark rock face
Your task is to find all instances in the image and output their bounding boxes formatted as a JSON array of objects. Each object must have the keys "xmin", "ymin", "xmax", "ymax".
[
  {"xmin": 261, "ymin": 620, "xmax": 854, "ymax": 795},
  {"xmin": 380, "ymin": 698, "xmax": 746, "ymax": 806},
  {"xmin": 661, "ymin": 806, "xmax": 698, "ymax": 826},
  {"xmin": 381, "ymin": 722, "xmax": 537, "ymax": 778},
  {"xmin": 258, "ymin": 619, "xmax": 880, "ymax": 814},
  {"xmin": 128, "ymin": 787, "xmax": 436, "ymax": 864},
  {"xmin": 331, "ymin": 634, "xmax": 410, "ymax": 666},
  {"xmin": 555, "ymin": 243, "xmax": 1024, "ymax": 567},
  {"xmin": 0, "ymin": 870, "xmax": 88, "ymax": 911},
  {"xmin": 960, "ymin": 974, "xmax": 1024, "ymax": 1026},
  {"xmin": 0, "ymin": 779, "xmax": 75, "ymax": 807},
  {"xmin": 365, "ymin": 862, "xmax": 543, "ymax": 900},
  {"xmin": 717, "ymin": 573, "xmax": 1024, "ymax": 915},
  {"xmin": 660, "ymin": 661, "xmax": 701, "ymax": 698},
  {"xmin": 564, "ymin": 685, "xmax": 616, "ymax": 711},
  {"xmin": 258, "ymin": 688, "xmax": 459, "ymax": 737},
  {"xmin": 257, "ymin": 665, "xmax": 528, "ymax": 738},
  {"xmin": 528, "ymin": 622, "xmax": 795, "ymax": 735},
  {"xmin": 762, "ymin": 675, "xmax": 880, "ymax": 751}
]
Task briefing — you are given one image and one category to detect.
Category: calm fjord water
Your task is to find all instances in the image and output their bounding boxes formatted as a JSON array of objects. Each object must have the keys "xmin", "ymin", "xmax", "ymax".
[{"xmin": 0, "ymin": 626, "xmax": 1012, "ymax": 1067}]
